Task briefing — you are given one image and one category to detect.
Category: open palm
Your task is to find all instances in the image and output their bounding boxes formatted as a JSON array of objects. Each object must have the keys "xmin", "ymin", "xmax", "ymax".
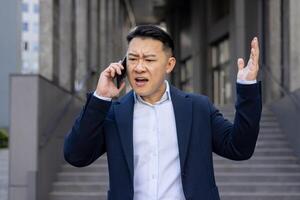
[{"xmin": 237, "ymin": 37, "xmax": 259, "ymax": 81}]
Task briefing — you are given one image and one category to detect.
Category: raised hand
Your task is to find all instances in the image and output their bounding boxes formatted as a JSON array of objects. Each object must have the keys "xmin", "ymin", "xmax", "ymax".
[
  {"xmin": 237, "ymin": 37, "xmax": 260, "ymax": 81},
  {"xmin": 95, "ymin": 62, "xmax": 126, "ymax": 98}
]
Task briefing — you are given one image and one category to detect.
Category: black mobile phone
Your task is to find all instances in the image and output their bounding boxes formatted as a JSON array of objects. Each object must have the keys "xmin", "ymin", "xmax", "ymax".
[{"xmin": 116, "ymin": 56, "xmax": 127, "ymax": 88}]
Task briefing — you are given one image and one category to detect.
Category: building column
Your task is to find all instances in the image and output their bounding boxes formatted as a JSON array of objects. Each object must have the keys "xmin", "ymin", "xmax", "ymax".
[
  {"xmin": 230, "ymin": 0, "xmax": 246, "ymax": 89},
  {"xmin": 106, "ymin": 0, "xmax": 115, "ymax": 62},
  {"xmin": 75, "ymin": 0, "xmax": 88, "ymax": 93},
  {"xmin": 288, "ymin": 0, "xmax": 300, "ymax": 91},
  {"xmin": 58, "ymin": 0, "xmax": 73, "ymax": 91},
  {"xmin": 114, "ymin": 0, "xmax": 122, "ymax": 59},
  {"xmin": 264, "ymin": 0, "xmax": 282, "ymax": 103},
  {"xmin": 39, "ymin": 0, "xmax": 54, "ymax": 81},
  {"xmin": 87, "ymin": 0, "xmax": 99, "ymax": 89},
  {"xmin": 168, "ymin": 6, "xmax": 182, "ymax": 89},
  {"xmin": 99, "ymin": 0, "xmax": 107, "ymax": 71},
  {"xmin": 191, "ymin": 0, "xmax": 208, "ymax": 94}
]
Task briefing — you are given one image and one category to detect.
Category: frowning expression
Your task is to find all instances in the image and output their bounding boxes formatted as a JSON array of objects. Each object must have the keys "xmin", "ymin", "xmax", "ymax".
[{"xmin": 126, "ymin": 37, "xmax": 176, "ymax": 103}]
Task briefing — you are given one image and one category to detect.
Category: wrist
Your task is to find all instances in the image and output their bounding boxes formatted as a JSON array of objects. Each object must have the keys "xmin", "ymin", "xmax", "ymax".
[
  {"xmin": 95, "ymin": 89, "xmax": 111, "ymax": 98},
  {"xmin": 93, "ymin": 91, "xmax": 112, "ymax": 101}
]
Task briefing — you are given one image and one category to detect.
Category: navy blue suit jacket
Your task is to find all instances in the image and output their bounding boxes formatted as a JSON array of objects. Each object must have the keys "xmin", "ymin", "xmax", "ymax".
[{"xmin": 64, "ymin": 82, "xmax": 262, "ymax": 200}]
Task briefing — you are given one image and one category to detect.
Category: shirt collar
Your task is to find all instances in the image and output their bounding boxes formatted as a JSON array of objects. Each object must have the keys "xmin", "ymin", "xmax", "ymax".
[{"xmin": 134, "ymin": 80, "xmax": 171, "ymax": 106}]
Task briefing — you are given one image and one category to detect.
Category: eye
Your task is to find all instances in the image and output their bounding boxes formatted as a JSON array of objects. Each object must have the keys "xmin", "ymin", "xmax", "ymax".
[
  {"xmin": 145, "ymin": 59, "xmax": 155, "ymax": 62},
  {"xmin": 128, "ymin": 58, "xmax": 137, "ymax": 61}
]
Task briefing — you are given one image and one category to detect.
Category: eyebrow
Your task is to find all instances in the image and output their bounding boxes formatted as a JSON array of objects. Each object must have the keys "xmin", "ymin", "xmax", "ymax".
[{"xmin": 128, "ymin": 53, "xmax": 157, "ymax": 58}]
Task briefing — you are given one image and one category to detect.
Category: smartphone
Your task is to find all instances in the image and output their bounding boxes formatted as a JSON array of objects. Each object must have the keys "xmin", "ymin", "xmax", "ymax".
[{"xmin": 116, "ymin": 56, "xmax": 127, "ymax": 88}]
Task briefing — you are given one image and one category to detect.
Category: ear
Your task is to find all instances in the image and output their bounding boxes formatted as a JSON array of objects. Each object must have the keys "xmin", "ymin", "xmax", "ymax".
[{"xmin": 166, "ymin": 57, "xmax": 176, "ymax": 74}]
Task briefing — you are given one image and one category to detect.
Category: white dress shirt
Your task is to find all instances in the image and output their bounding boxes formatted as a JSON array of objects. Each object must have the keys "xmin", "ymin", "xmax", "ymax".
[
  {"xmin": 93, "ymin": 79, "xmax": 256, "ymax": 200},
  {"xmin": 132, "ymin": 81, "xmax": 185, "ymax": 200}
]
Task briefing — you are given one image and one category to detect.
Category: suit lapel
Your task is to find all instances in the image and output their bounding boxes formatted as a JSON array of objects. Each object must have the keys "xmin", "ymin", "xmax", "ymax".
[
  {"xmin": 114, "ymin": 91, "xmax": 134, "ymax": 182},
  {"xmin": 113, "ymin": 86, "xmax": 193, "ymax": 181},
  {"xmin": 170, "ymin": 86, "xmax": 193, "ymax": 170}
]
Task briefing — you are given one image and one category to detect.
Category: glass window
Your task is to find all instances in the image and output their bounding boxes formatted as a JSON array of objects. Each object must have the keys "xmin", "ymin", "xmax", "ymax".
[
  {"xmin": 33, "ymin": 22, "xmax": 39, "ymax": 33},
  {"xmin": 33, "ymin": 4, "xmax": 39, "ymax": 13},
  {"xmin": 22, "ymin": 3, "xmax": 29, "ymax": 12},
  {"xmin": 180, "ymin": 55, "xmax": 193, "ymax": 93},
  {"xmin": 210, "ymin": 38, "xmax": 231, "ymax": 105},
  {"xmin": 32, "ymin": 42, "xmax": 39, "ymax": 52},
  {"xmin": 24, "ymin": 41, "xmax": 29, "ymax": 51},
  {"xmin": 23, "ymin": 22, "xmax": 29, "ymax": 31}
]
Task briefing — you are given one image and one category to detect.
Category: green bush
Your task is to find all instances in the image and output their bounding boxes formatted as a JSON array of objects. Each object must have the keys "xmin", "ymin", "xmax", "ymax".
[{"xmin": 0, "ymin": 129, "xmax": 8, "ymax": 148}]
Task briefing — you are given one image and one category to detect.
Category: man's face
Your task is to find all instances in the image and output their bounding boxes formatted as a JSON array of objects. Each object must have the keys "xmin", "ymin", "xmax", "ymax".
[{"xmin": 126, "ymin": 37, "xmax": 175, "ymax": 100}]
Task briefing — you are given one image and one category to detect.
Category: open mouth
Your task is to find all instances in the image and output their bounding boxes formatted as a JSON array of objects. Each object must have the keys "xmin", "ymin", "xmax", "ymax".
[{"xmin": 135, "ymin": 77, "xmax": 149, "ymax": 87}]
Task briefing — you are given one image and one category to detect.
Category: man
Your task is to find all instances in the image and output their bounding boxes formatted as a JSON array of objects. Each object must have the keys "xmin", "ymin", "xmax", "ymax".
[{"xmin": 64, "ymin": 25, "xmax": 262, "ymax": 200}]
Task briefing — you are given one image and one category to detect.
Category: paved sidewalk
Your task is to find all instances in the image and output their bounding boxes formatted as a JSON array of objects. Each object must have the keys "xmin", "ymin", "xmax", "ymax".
[{"xmin": 0, "ymin": 148, "xmax": 8, "ymax": 200}]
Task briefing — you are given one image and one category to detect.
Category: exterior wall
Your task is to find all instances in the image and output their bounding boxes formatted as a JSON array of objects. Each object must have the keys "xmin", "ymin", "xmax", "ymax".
[
  {"xmin": 9, "ymin": 75, "xmax": 83, "ymax": 200},
  {"xmin": 0, "ymin": 0, "xmax": 22, "ymax": 128},
  {"xmin": 270, "ymin": 89, "xmax": 300, "ymax": 159},
  {"xmin": 9, "ymin": 75, "xmax": 39, "ymax": 200}
]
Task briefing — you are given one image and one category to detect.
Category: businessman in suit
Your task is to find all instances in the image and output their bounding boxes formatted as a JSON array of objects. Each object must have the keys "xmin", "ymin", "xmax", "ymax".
[{"xmin": 64, "ymin": 25, "xmax": 262, "ymax": 200}]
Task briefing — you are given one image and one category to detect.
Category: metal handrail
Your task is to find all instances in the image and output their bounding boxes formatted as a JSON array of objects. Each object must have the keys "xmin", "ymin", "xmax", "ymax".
[{"xmin": 39, "ymin": 69, "xmax": 96, "ymax": 147}]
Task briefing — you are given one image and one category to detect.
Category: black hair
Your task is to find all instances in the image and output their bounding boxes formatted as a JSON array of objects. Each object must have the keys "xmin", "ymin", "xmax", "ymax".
[{"xmin": 126, "ymin": 25, "xmax": 174, "ymax": 56}]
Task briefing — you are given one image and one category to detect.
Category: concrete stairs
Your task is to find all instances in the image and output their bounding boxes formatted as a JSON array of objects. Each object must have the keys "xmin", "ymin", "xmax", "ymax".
[
  {"xmin": 215, "ymin": 107, "xmax": 300, "ymax": 200},
  {"xmin": 49, "ymin": 156, "xmax": 109, "ymax": 200},
  {"xmin": 49, "ymin": 107, "xmax": 300, "ymax": 200}
]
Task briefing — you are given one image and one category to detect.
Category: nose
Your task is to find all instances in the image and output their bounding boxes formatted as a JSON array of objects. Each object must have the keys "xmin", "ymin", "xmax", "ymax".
[{"xmin": 134, "ymin": 60, "xmax": 146, "ymax": 73}]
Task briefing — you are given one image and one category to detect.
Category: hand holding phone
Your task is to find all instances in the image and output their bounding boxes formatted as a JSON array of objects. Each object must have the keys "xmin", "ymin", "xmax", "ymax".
[{"xmin": 95, "ymin": 57, "xmax": 126, "ymax": 98}]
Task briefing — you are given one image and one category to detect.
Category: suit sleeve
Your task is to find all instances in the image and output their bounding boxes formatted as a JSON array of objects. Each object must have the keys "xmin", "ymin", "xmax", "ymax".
[
  {"xmin": 64, "ymin": 93, "xmax": 111, "ymax": 167},
  {"xmin": 210, "ymin": 82, "xmax": 262, "ymax": 160}
]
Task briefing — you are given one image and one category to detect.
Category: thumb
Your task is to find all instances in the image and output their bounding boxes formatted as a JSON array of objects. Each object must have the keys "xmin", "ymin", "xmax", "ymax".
[{"xmin": 237, "ymin": 58, "xmax": 244, "ymax": 71}]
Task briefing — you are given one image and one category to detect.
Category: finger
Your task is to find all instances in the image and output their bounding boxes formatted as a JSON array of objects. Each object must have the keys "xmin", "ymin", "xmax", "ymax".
[
  {"xmin": 252, "ymin": 37, "xmax": 259, "ymax": 64},
  {"xmin": 110, "ymin": 66, "xmax": 116, "ymax": 77},
  {"xmin": 250, "ymin": 48, "xmax": 259, "ymax": 71},
  {"xmin": 237, "ymin": 58, "xmax": 245, "ymax": 71},
  {"xmin": 111, "ymin": 62, "xmax": 124, "ymax": 71},
  {"xmin": 250, "ymin": 48, "xmax": 255, "ymax": 63},
  {"xmin": 116, "ymin": 62, "xmax": 124, "ymax": 70},
  {"xmin": 111, "ymin": 64, "xmax": 122, "ymax": 75},
  {"xmin": 103, "ymin": 67, "xmax": 113, "ymax": 79}
]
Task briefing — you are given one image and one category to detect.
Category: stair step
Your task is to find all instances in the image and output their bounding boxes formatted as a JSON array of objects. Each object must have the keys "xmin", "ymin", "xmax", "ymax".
[
  {"xmin": 49, "ymin": 191, "xmax": 106, "ymax": 200},
  {"xmin": 220, "ymin": 192, "xmax": 300, "ymax": 200},
  {"xmin": 258, "ymin": 134, "xmax": 285, "ymax": 139},
  {"xmin": 61, "ymin": 164, "xmax": 108, "ymax": 172},
  {"xmin": 215, "ymin": 172, "xmax": 300, "ymax": 182},
  {"xmin": 214, "ymin": 156, "xmax": 299, "ymax": 161},
  {"xmin": 214, "ymin": 164, "xmax": 300, "ymax": 173},
  {"xmin": 218, "ymin": 182, "xmax": 300, "ymax": 192},
  {"xmin": 57, "ymin": 172, "xmax": 108, "ymax": 182},
  {"xmin": 52, "ymin": 181, "xmax": 108, "ymax": 192},
  {"xmin": 259, "ymin": 128, "xmax": 282, "ymax": 132}
]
